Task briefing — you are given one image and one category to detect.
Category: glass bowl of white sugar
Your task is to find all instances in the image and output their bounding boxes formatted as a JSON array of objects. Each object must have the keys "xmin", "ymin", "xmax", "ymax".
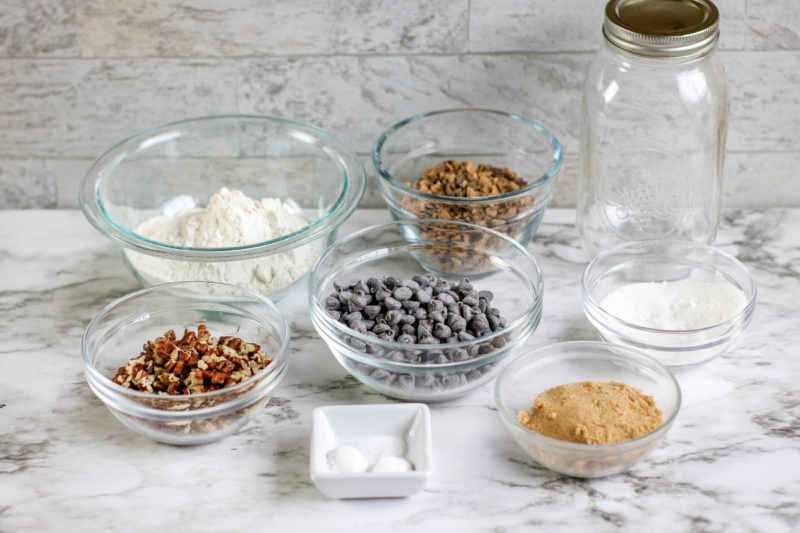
[
  {"xmin": 80, "ymin": 115, "xmax": 366, "ymax": 300},
  {"xmin": 581, "ymin": 240, "xmax": 757, "ymax": 367}
]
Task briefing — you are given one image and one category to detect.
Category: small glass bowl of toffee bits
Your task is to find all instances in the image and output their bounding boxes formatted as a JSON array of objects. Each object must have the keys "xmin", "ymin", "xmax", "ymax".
[
  {"xmin": 373, "ymin": 108, "xmax": 562, "ymax": 247},
  {"xmin": 495, "ymin": 341, "xmax": 681, "ymax": 478},
  {"xmin": 82, "ymin": 281, "xmax": 291, "ymax": 445}
]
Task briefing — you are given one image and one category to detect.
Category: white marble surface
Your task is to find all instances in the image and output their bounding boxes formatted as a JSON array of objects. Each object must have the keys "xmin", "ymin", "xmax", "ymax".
[{"xmin": 1, "ymin": 207, "xmax": 799, "ymax": 532}]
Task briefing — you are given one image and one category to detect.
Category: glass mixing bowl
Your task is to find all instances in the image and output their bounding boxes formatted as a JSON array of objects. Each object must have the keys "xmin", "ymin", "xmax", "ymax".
[
  {"xmin": 82, "ymin": 281, "xmax": 291, "ymax": 446},
  {"xmin": 309, "ymin": 219, "xmax": 544, "ymax": 402},
  {"xmin": 495, "ymin": 341, "xmax": 681, "ymax": 478},
  {"xmin": 582, "ymin": 240, "xmax": 757, "ymax": 367},
  {"xmin": 373, "ymin": 108, "xmax": 562, "ymax": 247},
  {"xmin": 80, "ymin": 115, "xmax": 365, "ymax": 300}
]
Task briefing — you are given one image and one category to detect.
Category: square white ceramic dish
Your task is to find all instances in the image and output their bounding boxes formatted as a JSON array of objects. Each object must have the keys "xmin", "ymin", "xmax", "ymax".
[{"xmin": 310, "ymin": 403, "xmax": 432, "ymax": 499}]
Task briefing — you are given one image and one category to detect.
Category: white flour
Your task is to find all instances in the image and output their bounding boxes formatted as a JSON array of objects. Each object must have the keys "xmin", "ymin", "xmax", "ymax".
[
  {"xmin": 127, "ymin": 188, "xmax": 320, "ymax": 294},
  {"xmin": 600, "ymin": 280, "xmax": 747, "ymax": 330}
]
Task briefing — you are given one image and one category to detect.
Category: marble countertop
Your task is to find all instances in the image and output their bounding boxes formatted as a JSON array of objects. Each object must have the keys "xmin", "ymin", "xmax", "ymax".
[{"xmin": 2, "ymin": 207, "xmax": 799, "ymax": 532}]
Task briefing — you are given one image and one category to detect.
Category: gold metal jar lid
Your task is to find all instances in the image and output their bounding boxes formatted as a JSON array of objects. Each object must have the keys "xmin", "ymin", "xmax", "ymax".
[{"xmin": 603, "ymin": 0, "xmax": 719, "ymax": 58}]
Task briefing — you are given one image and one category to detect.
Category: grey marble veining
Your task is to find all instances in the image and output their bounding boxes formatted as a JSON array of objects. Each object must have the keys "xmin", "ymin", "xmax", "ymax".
[
  {"xmin": 1, "ymin": 207, "xmax": 798, "ymax": 532},
  {"xmin": 746, "ymin": 0, "xmax": 800, "ymax": 50},
  {"xmin": 0, "ymin": 0, "xmax": 78, "ymax": 58},
  {"xmin": 76, "ymin": 0, "xmax": 468, "ymax": 57}
]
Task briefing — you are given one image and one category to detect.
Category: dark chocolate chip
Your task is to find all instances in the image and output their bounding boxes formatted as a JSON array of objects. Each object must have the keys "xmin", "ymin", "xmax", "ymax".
[
  {"xmin": 461, "ymin": 295, "xmax": 478, "ymax": 307},
  {"xmin": 401, "ymin": 279, "xmax": 420, "ymax": 291},
  {"xmin": 338, "ymin": 290, "xmax": 352, "ymax": 305},
  {"xmin": 393, "ymin": 286, "xmax": 413, "ymax": 301},
  {"xmin": 412, "ymin": 274, "xmax": 429, "ymax": 287},
  {"xmin": 384, "ymin": 296, "xmax": 402, "ymax": 310},
  {"xmin": 446, "ymin": 314, "xmax": 467, "ymax": 333},
  {"xmin": 373, "ymin": 322, "xmax": 392, "ymax": 335},
  {"xmin": 385, "ymin": 309, "xmax": 404, "ymax": 326},
  {"xmin": 400, "ymin": 314, "xmax": 416, "ymax": 325},
  {"xmin": 363, "ymin": 305, "xmax": 381, "ymax": 319},
  {"xmin": 427, "ymin": 299, "xmax": 444, "ymax": 313},
  {"xmin": 430, "ymin": 309, "xmax": 447, "ymax": 323},
  {"xmin": 384, "ymin": 276, "xmax": 401, "ymax": 289},
  {"xmin": 415, "ymin": 287, "xmax": 433, "ymax": 304},
  {"xmin": 436, "ymin": 292, "xmax": 456, "ymax": 305},
  {"xmin": 433, "ymin": 322, "xmax": 452, "ymax": 339},
  {"xmin": 458, "ymin": 331, "xmax": 475, "ymax": 342},
  {"xmin": 452, "ymin": 349, "xmax": 470, "ymax": 362},
  {"xmin": 397, "ymin": 333, "xmax": 415, "ymax": 344},
  {"xmin": 402, "ymin": 300, "xmax": 420, "ymax": 312},
  {"xmin": 349, "ymin": 338, "xmax": 367, "ymax": 351}
]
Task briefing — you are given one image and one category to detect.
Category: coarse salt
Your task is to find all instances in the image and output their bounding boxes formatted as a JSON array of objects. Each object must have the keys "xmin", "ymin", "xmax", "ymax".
[
  {"xmin": 600, "ymin": 280, "xmax": 747, "ymax": 330},
  {"xmin": 327, "ymin": 435, "xmax": 414, "ymax": 474}
]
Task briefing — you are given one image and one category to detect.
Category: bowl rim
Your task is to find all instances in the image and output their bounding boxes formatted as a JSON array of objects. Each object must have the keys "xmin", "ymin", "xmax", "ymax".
[
  {"xmin": 79, "ymin": 114, "xmax": 366, "ymax": 261},
  {"xmin": 371, "ymin": 108, "xmax": 563, "ymax": 203},
  {"xmin": 494, "ymin": 340, "xmax": 682, "ymax": 454},
  {"xmin": 581, "ymin": 239, "xmax": 758, "ymax": 336},
  {"xmin": 308, "ymin": 218, "xmax": 544, "ymax": 368},
  {"xmin": 82, "ymin": 280, "xmax": 292, "ymax": 408}
]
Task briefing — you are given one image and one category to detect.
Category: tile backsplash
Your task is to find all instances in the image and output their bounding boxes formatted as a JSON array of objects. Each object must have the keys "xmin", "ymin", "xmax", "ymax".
[{"xmin": 1, "ymin": 0, "xmax": 798, "ymax": 208}]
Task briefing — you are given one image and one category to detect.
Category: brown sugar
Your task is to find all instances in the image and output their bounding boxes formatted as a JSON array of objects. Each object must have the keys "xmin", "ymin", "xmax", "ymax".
[{"xmin": 517, "ymin": 381, "xmax": 662, "ymax": 445}]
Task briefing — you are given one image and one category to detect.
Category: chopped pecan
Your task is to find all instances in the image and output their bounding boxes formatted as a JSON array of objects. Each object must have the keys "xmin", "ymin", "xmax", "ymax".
[{"xmin": 111, "ymin": 325, "xmax": 273, "ymax": 396}]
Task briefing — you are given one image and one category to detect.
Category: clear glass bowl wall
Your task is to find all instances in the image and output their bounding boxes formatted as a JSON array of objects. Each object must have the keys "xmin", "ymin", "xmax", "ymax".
[
  {"xmin": 309, "ymin": 219, "xmax": 544, "ymax": 402},
  {"xmin": 80, "ymin": 115, "xmax": 365, "ymax": 299},
  {"xmin": 82, "ymin": 281, "xmax": 291, "ymax": 446}
]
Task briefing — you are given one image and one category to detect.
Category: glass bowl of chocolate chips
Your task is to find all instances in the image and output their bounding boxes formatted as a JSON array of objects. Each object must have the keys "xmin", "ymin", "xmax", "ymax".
[
  {"xmin": 309, "ymin": 219, "xmax": 543, "ymax": 402},
  {"xmin": 373, "ymin": 108, "xmax": 563, "ymax": 247}
]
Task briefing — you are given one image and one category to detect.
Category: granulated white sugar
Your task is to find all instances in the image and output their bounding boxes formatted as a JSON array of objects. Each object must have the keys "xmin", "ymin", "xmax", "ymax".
[{"xmin": 600, "ymin": 280, "xmax": 747, "ymax": 330}]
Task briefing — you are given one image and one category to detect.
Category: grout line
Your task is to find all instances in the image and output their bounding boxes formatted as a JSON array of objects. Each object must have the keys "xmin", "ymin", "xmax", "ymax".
[
  {"xmin": 2, "ymin": 150, "xmax": 799, "ymax": 162},
  {"xmin": 2, "ymin": 47, "xmax": 798, "ymax": 62},
  {"xmin": 0, "ymin": 50, "xmax": 605, "ymax": 62}
]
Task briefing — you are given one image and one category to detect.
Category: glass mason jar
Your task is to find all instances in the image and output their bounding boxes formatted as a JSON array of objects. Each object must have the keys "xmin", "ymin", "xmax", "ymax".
[{"xmin": 577, "ymin": 0, "xmax": 729, "ymax": 258}]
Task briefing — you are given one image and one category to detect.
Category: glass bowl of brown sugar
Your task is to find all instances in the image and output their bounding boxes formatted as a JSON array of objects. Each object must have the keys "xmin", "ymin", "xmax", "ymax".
[
  {"xmin": 495, "ymin": 341, "xmax": 681, "ymax": 478},
  {"xmin": 372, "ymin": 108, "xmax": 563, "ymax": 247}
]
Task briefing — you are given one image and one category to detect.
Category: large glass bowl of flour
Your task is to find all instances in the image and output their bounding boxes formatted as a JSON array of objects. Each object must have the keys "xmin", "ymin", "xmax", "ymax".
[{"xmin": 80, "ymin": 115, "xmax": 366, "ymax": 300}]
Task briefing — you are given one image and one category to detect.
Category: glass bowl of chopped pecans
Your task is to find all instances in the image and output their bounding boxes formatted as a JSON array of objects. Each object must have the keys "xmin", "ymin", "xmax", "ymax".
[
  {"xmin": 82, "ymin": 281, "xmax": 291, "ymax": 445},
  {"xmin": 373, "ymin": 108, "xmax": 562, "ymax": 247}
]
